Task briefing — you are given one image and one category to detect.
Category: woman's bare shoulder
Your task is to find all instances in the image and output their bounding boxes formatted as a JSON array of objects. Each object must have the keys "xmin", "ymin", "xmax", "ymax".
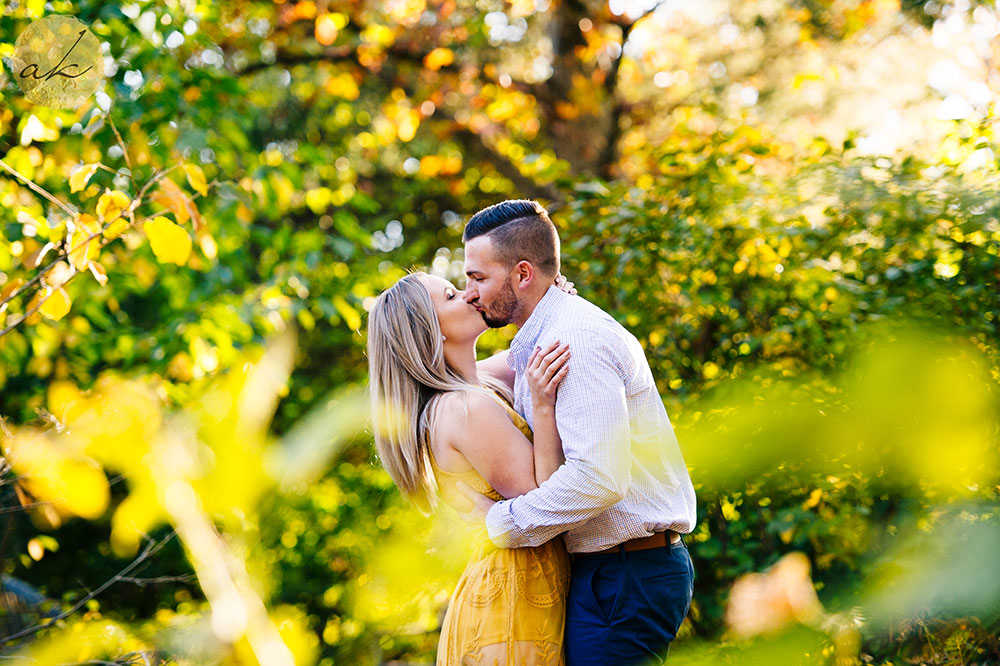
[
  {"xmin": 433, "ymin": 389, "xmax": 508, "ymax": 437},
  {"xmin": 428, "ymin": 390, "xmax": 508, "ymax": 473}
]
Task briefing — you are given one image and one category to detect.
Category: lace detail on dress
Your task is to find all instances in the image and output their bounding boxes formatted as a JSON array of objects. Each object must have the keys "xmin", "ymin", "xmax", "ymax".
[
  {"xmin": 467, "ymin": 570, "xmax": 507, "ymax": 607},
  {"xmin": 514, "ymin": 569, "xmax": 564, "ymax": 609},
  {"xmin": 430, "ymin": 390, "xmax": 569, "ymax": 666}
]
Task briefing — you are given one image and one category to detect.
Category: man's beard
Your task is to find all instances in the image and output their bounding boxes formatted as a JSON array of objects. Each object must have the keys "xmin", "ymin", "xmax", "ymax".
[{"xmin": 481, "ymin": 277, "xmax": 519, "ymax": 328}]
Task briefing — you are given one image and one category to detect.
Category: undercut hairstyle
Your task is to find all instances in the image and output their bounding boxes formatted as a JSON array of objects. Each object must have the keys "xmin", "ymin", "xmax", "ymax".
[{"xmin": 463, "ymin": 200, "xmax": 560, "ymax": 277}]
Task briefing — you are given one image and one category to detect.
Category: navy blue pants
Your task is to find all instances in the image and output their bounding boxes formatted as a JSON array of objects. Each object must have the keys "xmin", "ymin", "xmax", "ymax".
[{"xmin": 565, "ymin": 539, "xmax": 694, "ymax": 666}]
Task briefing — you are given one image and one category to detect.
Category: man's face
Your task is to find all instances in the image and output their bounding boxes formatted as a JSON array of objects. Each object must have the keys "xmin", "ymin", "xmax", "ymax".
[{"xmin": 463, "ymin": 235, "xmax": 520, "ymax": 328}]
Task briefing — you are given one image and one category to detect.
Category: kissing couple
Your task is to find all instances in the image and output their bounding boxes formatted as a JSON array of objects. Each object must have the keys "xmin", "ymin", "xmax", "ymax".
[{"xmin": 367, "ymin": 200, "xmax": 697, "ymax": 665}]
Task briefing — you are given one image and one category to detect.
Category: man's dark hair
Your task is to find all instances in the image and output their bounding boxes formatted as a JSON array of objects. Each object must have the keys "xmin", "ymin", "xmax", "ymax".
[{"xmin": 462, "ymin": 200, "xmax": 560, "ymax": 276}]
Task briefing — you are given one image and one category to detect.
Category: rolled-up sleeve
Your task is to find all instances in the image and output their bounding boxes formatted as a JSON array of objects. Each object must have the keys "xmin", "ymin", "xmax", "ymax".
[{"xmin": 485, "ymin": 324, "xmax": 634, "ymax": 548}]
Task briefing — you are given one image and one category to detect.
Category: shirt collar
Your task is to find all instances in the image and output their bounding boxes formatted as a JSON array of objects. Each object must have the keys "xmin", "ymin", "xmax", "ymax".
[{"xmin": 508, "ymin": 285, "xmax": 568, "ymax": 373}]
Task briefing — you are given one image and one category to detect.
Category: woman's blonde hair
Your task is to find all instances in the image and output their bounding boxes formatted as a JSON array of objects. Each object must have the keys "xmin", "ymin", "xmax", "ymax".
[{"xmin": 366, "ymin": 272, "xmax": 508, "ymax": 513}]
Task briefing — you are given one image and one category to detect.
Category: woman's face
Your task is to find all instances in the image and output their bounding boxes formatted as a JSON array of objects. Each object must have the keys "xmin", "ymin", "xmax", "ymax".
[{"xmin": 417, "ymin": 274, "xmax": 488, "ymax": 344}]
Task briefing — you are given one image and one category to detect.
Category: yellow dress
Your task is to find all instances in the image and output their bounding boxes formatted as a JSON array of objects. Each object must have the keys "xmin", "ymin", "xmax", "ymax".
[{"xmin": 430, "ymin": 395, "xmax": 571, "ymax": 666}]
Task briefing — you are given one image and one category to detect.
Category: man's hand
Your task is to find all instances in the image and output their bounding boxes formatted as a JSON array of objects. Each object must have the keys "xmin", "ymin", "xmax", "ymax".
[{"xmin": 456, "ymin": 481, "xmax": 496, "ymax": 526}]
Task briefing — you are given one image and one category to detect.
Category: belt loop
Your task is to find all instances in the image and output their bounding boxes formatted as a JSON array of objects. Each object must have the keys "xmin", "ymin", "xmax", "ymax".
[{"xmin": 618, "ymin": 543, "xmax": 626, "ymax": 562}]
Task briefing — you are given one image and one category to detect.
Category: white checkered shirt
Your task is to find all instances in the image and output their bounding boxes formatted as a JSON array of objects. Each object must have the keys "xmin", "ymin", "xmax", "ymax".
[{"xmin": 485, "ymin": 286, "xmax": 697, "ymax": 554}]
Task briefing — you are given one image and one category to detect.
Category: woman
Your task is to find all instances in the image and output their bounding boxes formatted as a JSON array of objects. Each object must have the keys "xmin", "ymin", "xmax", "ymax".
[{"xmin": 367, "ymin": 271, "xmax": 573, "ymax": 666}]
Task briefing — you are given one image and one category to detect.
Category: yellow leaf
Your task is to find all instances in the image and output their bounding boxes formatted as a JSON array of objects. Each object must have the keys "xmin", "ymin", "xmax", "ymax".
[
  {"xmin": 88, "ymin": 261, "xmax": 108, "ymax": 286},
  {"xmin": 397, "ymin": 109, "xmax": 420, "ymax": 142},
  {"xmin": 802, "ymin": 488, "xmax": 823, "ymax": 509},
  {"xmin": 111, "ymin": 486, "xmax": 163, "ymax": 557},
  {"xmin": 1, "ymin": 277, "xmax": 25, "ymax": 302},
  {"xmin": 57, "ymin": 457, "xmax": 110, "ymax": 519},
  {"xmin": 83, "ymin": 112, "xmax": 105, "ymax": 138},
  {"xmin": 333, "ymin": 295, "xmax": 361, "ymax": 331},
  {"xmin": 44, "ymin": 261, "xmax": 72, "ymax": 289},
  {"xmin": 555, "ymin": 101, "xmax": 580, "ymax": 120},
  {"xmin": 198, "ymin": 231, "xmax": 218, "ymax": 260},
  {"xmin": 167, "ymin": 351, "xmax": 194, "ymax": 382},
  {"xmin": 184, "ymin": 164, "xmax": 209, "ymax": 197},
  {"xmin": 24, "ymin": 291, "xmax": 43, "ymax": 325},
  {"xmin": 71, "ymin": 377, "xmax": 161, "ymax": 473},
  {"xmin": 103, "ymin": 218, "xmax": 128, "ymax": 240},
  {"xmin": 297, "ymin": 308, "xmax": 316, "ymax": 330},
  {"xmin": 151, "ymin": 178, "xmax": 204, "ymax": 229},
  {"xmin": 361, "ymin": 23, "xmax": 396, "ymax": 47},
  {"xmin": 145, "ymin": 216, "xmax": 192, "ymax": 265},
  {"xmin": 27, "ymin": 538, "xmax": 45, "ymax": 561},
  {"xmin": 48, "ymin": 380, "xmax": 85, "ymax": 423},
  {"xmin": 69, "ymin": 163, "xmax": 99, "ymax": 193},
  {"xmin": 69, "ymin": 214, "xmax": 101, "ymax": 271},
  {"xmin": 14, "ymin": 483, "xmax": 62, "ymax": 530},
  {"xmin": 4, "ymin": 429, "xmax": 109, "ymax": 520},
  {"xmin": 721, "ymin": 498, "xmax": 740, "ymax": 521},
  {"xmin": 315, "ymin": 13, "xmax": 339, "ymax": 45},
  {"xmin": 325, "ymin": 72, "xmax": 360, "ymax": 100},
  {"xmin": 293, "ymin": 0, "xmax": 317, "ymax": 19},
  {"xmin": 237, "ymin": 606, "xmax": 319, "ymax": 666},
  {"xmin": 39, "ymin": 287, "xmax": 71, "ymax": 320},
  {"xmin": 17, "ymin": 238, "xmax": 39, "ymax": 269},
  {"xmin": 190, "ymin": 336, "xmax": 218, "ymax": 375},
  {"xmin": 20, "ymin": 114, "xmax": 59, "ymax": 145},
  {"xmin": 419, "ymin": 155, "xmax": 443, "ymax": 177},
  {"xmin": 423, "ymin": 47, "xmax": 454, "ymax": 71},
  {"xmin": 305, "ymin": 187, "xmax": 332, "ymax": 213},
  {"xmin": 96, "ymin": 189, "xmax": 131, "ymax": 224}
]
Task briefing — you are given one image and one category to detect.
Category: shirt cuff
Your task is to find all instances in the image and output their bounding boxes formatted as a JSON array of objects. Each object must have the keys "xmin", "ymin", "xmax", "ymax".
[{"xmin": 485, "ymin": 499, "xmax": 518, "ymax": 549}]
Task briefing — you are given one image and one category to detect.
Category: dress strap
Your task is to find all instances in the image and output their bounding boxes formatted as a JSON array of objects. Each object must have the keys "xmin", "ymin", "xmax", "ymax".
[{"xmin": 486, "ymin": 389, "xmax": 531, "ymax": 437}]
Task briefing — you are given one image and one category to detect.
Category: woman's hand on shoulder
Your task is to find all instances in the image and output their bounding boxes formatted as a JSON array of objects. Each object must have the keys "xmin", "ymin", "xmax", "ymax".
[
  {"xmin": 554, "ymin": 274, "xmax": 577, "ymax": 295},
  {"xmin": 526, "ymin": 340, "xmax": 570, "ymax": 411}
]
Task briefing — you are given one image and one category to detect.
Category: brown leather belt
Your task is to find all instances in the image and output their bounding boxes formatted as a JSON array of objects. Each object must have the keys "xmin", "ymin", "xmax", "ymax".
[{"xmin": 571, "ymin": 530, "xmax": 682, "ymax": 562}]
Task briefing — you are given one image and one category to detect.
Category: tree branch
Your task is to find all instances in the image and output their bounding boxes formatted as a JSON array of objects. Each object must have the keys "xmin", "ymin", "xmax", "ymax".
[
  {"xmin": 116, "ymin": 574, "xmax": 196, "ymax": 587},
  {"xmin": 0, "ymin": 159, "xmax": 78, "ymax": 219},
  {"xmin": 234, "ymin": 30, "xmax": 563, "ymax": 204},
  {"xmin": 0, "ymin": 531, "xmax": 177, "ymax": 648},
  {"xmin": 449, "ymin": 125, "xmax": 563, "ymax": 205},
  {"xmin": 599, "ymin": 2, "xmax": 664, "ymax": 177},
  {"xmin": 235, "ymin": 41, "xmax": 466, "ymax": 77},
  {"xmin": 236, "ymin": 45, "xmax": 355, "ymax": 76},
  {"xmin": 0, "ymin": 165, "xmax": 188, "ymax": 338},
  {"xmin": 0, "ymin": 501, "xmax": 55, "ymax": 515}
]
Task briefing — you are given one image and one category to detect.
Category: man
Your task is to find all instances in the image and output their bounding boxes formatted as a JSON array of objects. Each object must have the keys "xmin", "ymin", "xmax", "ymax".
[{"xmin": 460, "ymin": 199, "xmax": 697, "ymax": 665}]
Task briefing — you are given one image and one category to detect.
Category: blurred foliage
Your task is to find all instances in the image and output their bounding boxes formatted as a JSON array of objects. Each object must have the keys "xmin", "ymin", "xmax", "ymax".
[
  {"xmin": 557, "ymin": 116, "xmax": 1000, "ymax": 664},
  {"xmin": 1, "ymin": 0, "xmax": 999, "ymax": 664}
]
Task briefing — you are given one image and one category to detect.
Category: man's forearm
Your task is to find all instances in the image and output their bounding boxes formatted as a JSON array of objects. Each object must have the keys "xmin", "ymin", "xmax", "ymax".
[{"xmin": 486, "ymin": 461, "xmax": 626, "ymax": 547}]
